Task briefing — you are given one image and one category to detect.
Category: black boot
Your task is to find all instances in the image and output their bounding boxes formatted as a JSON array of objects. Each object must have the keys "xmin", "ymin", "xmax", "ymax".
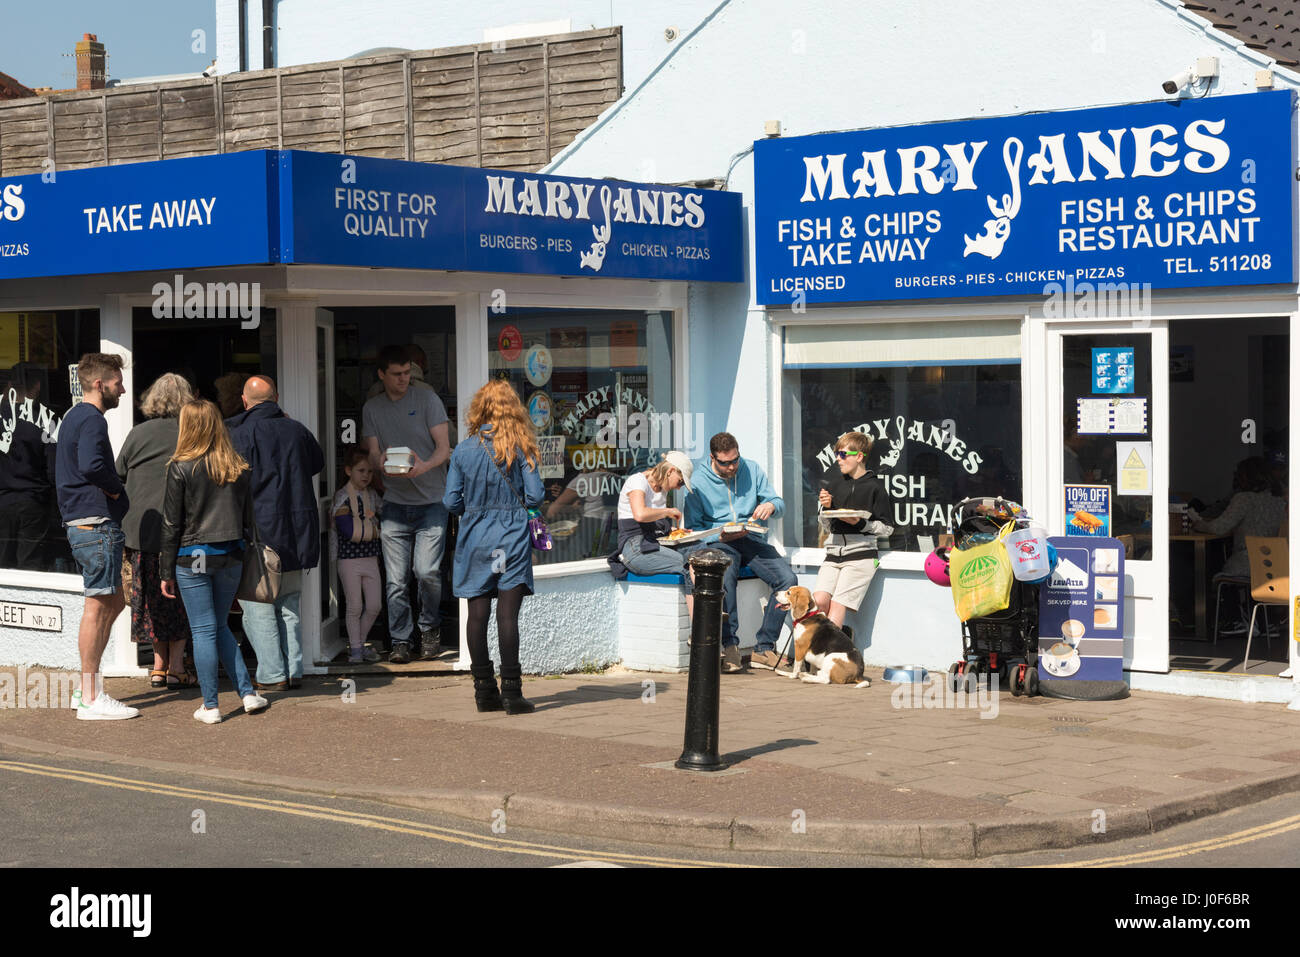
[
  {"xmin": 499, "ymin": 664, "xmax": 535, "ymax": 715},
  {"xmin": 471, "ymin": 663, "xmax": 503, "ymax": 712}
]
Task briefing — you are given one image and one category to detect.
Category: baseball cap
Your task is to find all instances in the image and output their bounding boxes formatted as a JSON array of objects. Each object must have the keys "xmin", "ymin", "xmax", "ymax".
[{"xmin": 663, "ymin": 450, "xmax": 694, "ymax": 491}]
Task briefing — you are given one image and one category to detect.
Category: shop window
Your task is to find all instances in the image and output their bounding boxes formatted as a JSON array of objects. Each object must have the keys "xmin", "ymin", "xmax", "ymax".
[
  {"xmin": 782, "ymin": 362, "xmax": 1022, "ymax": 552},
  {"xmin": 0, "ymin": 310, "xmax": 100, "ymax": 573},
  {"xmin": 489, "ymin": 308, "xmax": 676, "ymax": 565}
]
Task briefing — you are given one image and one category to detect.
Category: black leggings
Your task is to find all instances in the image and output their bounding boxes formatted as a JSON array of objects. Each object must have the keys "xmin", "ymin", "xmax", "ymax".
[{"xmin": 466, "ymin": 584, "xmax": 527, "ymax": 670}]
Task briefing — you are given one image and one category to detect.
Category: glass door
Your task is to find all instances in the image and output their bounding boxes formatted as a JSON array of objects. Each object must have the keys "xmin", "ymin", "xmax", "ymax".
[
  {"xmin": 315, "ymin": 308, "xmax": 341, "ymax": 659},
  {"xmin": 1049, "ymin": 323, "xmax": 1169, "ymax": 673}
]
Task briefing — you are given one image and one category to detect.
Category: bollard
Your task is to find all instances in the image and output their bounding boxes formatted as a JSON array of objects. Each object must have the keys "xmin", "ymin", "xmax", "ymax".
[{"xmin": 676, "ymin": 548, "xmax": 732, "ymax": 772}]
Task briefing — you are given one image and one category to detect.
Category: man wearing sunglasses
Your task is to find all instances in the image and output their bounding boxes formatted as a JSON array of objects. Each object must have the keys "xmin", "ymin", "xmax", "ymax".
[{"xmin": 683, "ymin": 432, "xmax": 797, "ymax": 673}]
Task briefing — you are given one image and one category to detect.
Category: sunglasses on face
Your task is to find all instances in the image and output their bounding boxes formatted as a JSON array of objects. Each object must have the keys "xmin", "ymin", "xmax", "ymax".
[
  {"xmin": 835, "ymin": 450, "xmax": 863, "ymax": 460},
  {"xmin": 713, "ymin": 455, "xmax": 740, "ymax": 467}
]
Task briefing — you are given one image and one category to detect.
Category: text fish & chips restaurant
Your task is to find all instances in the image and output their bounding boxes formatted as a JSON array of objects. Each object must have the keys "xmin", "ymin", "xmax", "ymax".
[
  {"xmin": 756, "ymin": 90, "xmax": 1300, "ymax": 703},
  {"xmin": 0, "ymin": 149, "xmax": 742, "ymax": 677}
]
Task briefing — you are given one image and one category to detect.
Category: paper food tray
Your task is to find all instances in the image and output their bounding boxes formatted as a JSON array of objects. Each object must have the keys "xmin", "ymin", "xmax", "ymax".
[
  {"xmin": 657, "ymin": 528, "xmax": 714, "ymax": 546},
  {"xmin": 821, "ymin": 509, "xmax": 872, "ymax": 519},
  {"xmin": 658, "ymin": 523, "xmax": 769, "ymax": 546}
]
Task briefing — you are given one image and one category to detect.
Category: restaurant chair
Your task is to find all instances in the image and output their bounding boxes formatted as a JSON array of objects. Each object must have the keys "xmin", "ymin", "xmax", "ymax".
[
  {"xmin": 1242, "ymin": 536, "xmax": 1288, "ymax": 670},
  {"xmin": 1212, "ymin": 573, "xmax": 1251, "ymax": 645}
]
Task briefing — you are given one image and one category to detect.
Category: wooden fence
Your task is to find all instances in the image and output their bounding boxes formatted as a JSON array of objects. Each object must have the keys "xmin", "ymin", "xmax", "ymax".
[{"xmin": 0, "ymin": 27, "xmax": 621, "ymax": 176}]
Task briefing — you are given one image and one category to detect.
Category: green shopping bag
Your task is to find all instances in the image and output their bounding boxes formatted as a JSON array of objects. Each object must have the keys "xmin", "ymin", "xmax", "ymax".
[{"xmin": 949, "ymin": 522, "xmax": 1015, "ymax": 622}]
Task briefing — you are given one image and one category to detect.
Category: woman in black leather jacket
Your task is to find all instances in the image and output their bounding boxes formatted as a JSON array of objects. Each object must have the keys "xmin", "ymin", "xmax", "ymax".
[{"xmin": 160, "ymin": 399, "xmax": 267, "ymax": 724}]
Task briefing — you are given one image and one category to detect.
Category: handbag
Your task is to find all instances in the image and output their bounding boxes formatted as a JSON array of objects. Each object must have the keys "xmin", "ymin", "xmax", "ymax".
[
  {"xmin": 482, "ymin": 438, "xmax": 553, "ymax": 551},
  {"xmin": 236, "ymin": 521, "xmax": 283, "ymax": 603}
]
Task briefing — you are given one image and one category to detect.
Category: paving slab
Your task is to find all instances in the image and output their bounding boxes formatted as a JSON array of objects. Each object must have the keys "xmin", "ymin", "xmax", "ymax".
[{"xmin": 0, "ymin": 666, "xmax": 1296, "ymax": 859}]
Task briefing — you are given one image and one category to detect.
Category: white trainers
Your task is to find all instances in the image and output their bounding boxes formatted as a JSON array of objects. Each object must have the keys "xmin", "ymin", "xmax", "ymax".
[
  {"xmin": 76, "ymin": 692, "xmax": 140, "ymax": 720},
  {"xmin": 193, "ymin": 705, "xmax": 222, "ymax": 724},
  {"xmin": 242, "ymin": 694, "xmax": 269, "ymax": 714}
]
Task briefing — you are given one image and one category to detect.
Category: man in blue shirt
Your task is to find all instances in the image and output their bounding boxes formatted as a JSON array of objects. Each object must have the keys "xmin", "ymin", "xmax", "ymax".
[
  {"xmin": 684, "ymin": 432, "xmax": 797, "ymax": 673},
  {"xmin": 56, "ymin": 353, "xmax": 138, "ymax": 720}
]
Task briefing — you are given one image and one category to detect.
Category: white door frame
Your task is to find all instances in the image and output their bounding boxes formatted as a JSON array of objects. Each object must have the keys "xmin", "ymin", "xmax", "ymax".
[{"xmin": 1033, "ymin": 318, "xmax": 1169, "ymax": 673}]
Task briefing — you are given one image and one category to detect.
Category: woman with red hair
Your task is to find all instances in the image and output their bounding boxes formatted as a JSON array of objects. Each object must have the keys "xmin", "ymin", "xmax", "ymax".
[{"xmin": 443, "ymin": 379, "xmax": 544, "ymax": 713}]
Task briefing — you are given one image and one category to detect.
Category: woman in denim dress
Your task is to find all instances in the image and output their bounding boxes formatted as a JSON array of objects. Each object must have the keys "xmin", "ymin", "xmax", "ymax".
[{"xmin": 444, "ymin": 380, "xmax": 544, "ymax": 714}]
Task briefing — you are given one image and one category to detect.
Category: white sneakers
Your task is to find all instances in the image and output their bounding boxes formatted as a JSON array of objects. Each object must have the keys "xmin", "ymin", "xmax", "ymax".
[
  {"xmin": 75, "ymin": 691, "xmax": 141, "ymax": 721},
  {"xmin": 194, "ymin": 696, "xmax": 267, "ymax": 724}
]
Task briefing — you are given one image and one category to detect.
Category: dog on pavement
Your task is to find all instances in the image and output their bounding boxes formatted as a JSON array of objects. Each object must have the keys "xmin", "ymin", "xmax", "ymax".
[{"xmin": 774, "ymin": 586, "xmax": 870, "ymax": 688}]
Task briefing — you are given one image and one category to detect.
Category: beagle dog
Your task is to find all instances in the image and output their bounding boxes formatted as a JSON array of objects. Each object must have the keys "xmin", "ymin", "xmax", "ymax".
[{"xmin": 774, "ymin": 586, "xmax": 871, "ymax": 688}]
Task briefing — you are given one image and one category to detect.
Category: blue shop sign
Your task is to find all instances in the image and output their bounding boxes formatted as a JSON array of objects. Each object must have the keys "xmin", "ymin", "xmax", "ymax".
[
  {"xmin": 0, "ymin": 151, "xmax": 277, "ymax": 280},
  {"xmin": 0, "ymin": 150, "xmax": 743, "ymax": 283},
  {"xmin": 282, "ymin": 150, "xmax": 743, "ymax": 281},
  {"xmin": 754, "ymin": 91, "xmax": 1295, "ymax": 305}
]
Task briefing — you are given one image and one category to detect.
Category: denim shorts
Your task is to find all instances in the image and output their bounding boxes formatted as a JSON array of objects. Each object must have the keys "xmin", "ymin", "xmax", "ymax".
[{"xmin": 66, "ymin": 521, "xmax": 125, "ymax": 597}]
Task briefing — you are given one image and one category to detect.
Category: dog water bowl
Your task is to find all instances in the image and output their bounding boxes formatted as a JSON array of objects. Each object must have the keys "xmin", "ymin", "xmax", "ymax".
[{"xmin": 883, "ymin": 665, "xmax": 928, "ymax": 684}]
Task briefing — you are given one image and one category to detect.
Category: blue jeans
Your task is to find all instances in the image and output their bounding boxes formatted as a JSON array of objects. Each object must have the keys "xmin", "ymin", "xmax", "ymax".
[
  {"xmin": 176, "ymin": 563, "xmax": 254, "ymax": 709},
  {"xmin": 66, "ymin": 520, "xmax": 125, "ymax": 597},
  {"xmin": 705, "ymin": 538, "xmax": 798, "ymax": 652},
  {"xmin": 620, "ymin": 543, "xmax": 693, "ymax": 594},
  {"xmin": 239, "ymin": 570, "xmax": 303, "ymax": 684},
  {"xmin": 380, "ymin": 501, "xmax": 448, "ymax": 644}
]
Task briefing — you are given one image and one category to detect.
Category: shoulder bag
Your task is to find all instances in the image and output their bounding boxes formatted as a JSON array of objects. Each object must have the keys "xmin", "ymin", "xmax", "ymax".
[
  {"xmin": 237, "ymin": 520, "xmax": 283, "ymax": 603},
  {"xmin": 481, "ymin": 437, "xmax": 552, "ymax": 551}
]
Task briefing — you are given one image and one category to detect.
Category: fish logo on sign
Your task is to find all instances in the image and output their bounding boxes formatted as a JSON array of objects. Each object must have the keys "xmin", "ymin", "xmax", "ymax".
[{"xmin": 963, "ymin": 138, "xmax": 1023, "ymax": 259}]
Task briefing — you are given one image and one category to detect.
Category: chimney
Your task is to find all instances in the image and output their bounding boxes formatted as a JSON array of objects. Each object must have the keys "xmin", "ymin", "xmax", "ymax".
[{"xmin": 75, "ymin": 33, "xmax": 106, "ymax": 90}]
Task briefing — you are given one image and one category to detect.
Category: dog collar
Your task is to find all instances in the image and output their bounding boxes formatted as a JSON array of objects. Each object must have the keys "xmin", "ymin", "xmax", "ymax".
[{"xmin": 794, "ymin": 609, "xmax": 821, "ymax": 625}]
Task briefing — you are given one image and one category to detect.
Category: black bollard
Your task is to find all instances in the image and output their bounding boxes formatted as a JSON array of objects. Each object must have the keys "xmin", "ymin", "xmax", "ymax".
[{"xmin": 676, "ymin": 548, "xmax": 732, "ymax": 772}]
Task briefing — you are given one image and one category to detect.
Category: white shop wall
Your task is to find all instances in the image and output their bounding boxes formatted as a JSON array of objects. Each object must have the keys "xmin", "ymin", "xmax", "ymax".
[
  {"xmin": 215, "ymin": 0, "xmax": 719, "ymax": 86},
  {"xmin": 547, "ymin": 0, "xmax": 1300, "ymax": 485}
]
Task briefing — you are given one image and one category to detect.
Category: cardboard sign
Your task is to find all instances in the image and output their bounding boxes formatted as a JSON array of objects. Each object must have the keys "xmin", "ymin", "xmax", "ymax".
[
  {"xmin": 537, "ymin": 434, "xmax": 566, "ymax": 480},
  {"xmin": 1038, "ymin": 536, "xmax": 1124, "ymax": 681},
  {"xmin": 1065, "ymin": 484, "xmax": 1111, "ymax": 536}
]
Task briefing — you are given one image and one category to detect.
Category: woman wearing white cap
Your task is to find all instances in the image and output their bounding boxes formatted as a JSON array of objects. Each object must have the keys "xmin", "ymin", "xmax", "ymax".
[{"xmin": 614, "ymin": 451, "xmax": 696, "ymax": 608}]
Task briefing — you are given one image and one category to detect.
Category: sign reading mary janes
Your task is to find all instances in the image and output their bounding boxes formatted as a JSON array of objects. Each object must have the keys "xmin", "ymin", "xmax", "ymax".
[
  {"xmin": 755, "ymin": 91, "xmax": 1295, "ymax": 305},
  {"xmin": 0, "ymin": 150, "xmax": 743, "ymax": 284}
]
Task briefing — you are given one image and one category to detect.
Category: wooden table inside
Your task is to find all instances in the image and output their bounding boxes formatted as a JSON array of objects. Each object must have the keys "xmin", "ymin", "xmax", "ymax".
[{"xmin": 1170, "ymin": 533, "xmax": 1231, "ymax": 639}]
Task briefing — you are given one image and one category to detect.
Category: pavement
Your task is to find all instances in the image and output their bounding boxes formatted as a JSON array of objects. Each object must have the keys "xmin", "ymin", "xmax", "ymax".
[{"xmin": 2, "ymin": 662, "xmax": 1298, "ymax": 859}]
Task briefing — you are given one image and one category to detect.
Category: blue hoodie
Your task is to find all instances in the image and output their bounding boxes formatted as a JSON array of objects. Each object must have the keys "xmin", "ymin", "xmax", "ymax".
[{"xmin": 684, "ymin": 457, "xmax": 784, "ymax": 531}]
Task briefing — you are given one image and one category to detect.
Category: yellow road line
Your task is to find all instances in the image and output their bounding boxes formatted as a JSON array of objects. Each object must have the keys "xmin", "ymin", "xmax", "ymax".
[
  {"xmin": 0, "ymin": 759, "xmax": 761, "ymax": 868},
  {"xmin": 1045, "ymin": 812, "xmax": 1300, "ymax": 867}
]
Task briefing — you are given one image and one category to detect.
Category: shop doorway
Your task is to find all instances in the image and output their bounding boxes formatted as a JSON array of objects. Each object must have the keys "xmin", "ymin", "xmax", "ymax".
[
  {"xmin": 1167, "ymin": 318, "xmax": 1289, "ymax": 675},
  {"xmin": 130, "ymin": 307, "xmax": 279, "ymax": 669},
  {"xmin": 1048, "ymin": 322, "xmax": 1168, "ymax": 673},
  {"xmin": 320, "ymin": 305, "xmax": 458, "ymax": 662}
]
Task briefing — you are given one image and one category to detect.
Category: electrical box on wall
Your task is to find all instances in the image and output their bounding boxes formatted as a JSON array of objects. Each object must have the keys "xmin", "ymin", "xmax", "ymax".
[{"xmin": 1196, "ymin": 56, "xmax": 1219, "ymax": 79}]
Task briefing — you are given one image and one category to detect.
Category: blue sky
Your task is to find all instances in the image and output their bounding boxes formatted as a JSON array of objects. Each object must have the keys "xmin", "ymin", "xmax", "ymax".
[{"xmin": 2, "ymin": 0, "xmax": 217, "ymax": 90}]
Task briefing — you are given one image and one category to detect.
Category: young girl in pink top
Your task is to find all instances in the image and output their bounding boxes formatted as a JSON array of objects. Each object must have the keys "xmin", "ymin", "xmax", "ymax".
[{"xmin": 332, "ymin": 447, "xmax": 384, "ymax": 663}]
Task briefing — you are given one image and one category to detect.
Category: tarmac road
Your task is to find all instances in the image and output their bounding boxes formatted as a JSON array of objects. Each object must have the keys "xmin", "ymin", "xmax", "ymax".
[{"xmin": 1, "ymin": 750, "xmax": 1297, "ymax": 870}]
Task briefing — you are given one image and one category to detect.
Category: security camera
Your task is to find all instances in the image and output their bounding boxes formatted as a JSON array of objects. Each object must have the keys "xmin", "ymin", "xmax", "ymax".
[{"xmin": 1162, "ymin": 68, "xmax": 1196, "ymax": 95}]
